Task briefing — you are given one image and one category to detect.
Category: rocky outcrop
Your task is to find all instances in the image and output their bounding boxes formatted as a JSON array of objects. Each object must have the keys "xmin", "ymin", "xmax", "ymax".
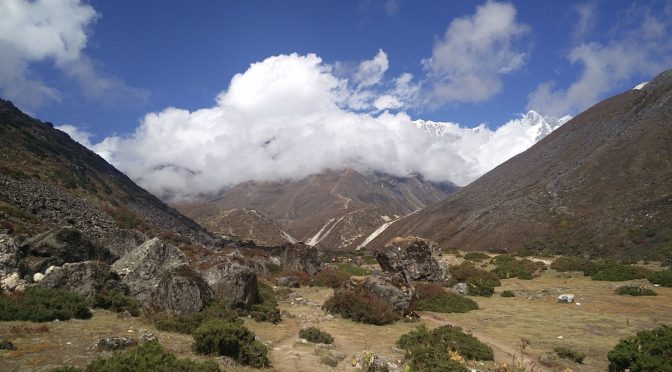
[
  {"xmin": 277, "ymin": 276, "xmax": 300, "ymax": 288},
  {"xmin": 150, "ymin": 265, "xmax": 213, "ymax": 315},
  {"xmin": 0, "ymin": 234, "xmax": 23, "ymax": 291},
  {"xmin": 376, "ymin": 237, "xmax": 450, "ymax": 282},
  {"xmin": 355, "ymin": 350, "xmax": 400, "ymax": 372},
  {"xmin": 360, "ymin": 274, "xmax": 416, "ymax": 316},
  {"xmin": 111, "ymin": 238, "xmax": 188, "ymax": 305},
  {"xmin": 22, "ymin": 226, "xmax": 114, "ymax": 274},
  {"xmin": 198, "ymin": 257, "xmax": 257, "ymax": 309},
  {"xmin": 38, "ymin": 261, "xmax": 122, "ymax": 298},
  {"xmin": 282, "ymin": 243, "xmax": 322, "ymax": 275},
  {"xmin": 91, "ymin": 336, "xmax": 137, "ymax": 352}
]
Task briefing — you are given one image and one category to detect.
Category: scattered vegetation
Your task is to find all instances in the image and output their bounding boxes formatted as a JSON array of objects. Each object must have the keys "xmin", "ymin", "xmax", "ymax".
[
  {"xmin": 551, "ymin": 256, "xmax": 601, "ymax": 275},
  {"xmin": 414, "ymin": 283, "xmax": 478, "ymax": 313},
  {"xmin": 92, "ymin": 288, "xmax": 140, "ymax": 316},
  {"xmin": 86, "ymin": 340, "xmax": 220, "ymax": 372},
  {"xmin": 154, "ymin": 301, "xmax": 241, "ymax": 334},
  {"xmin": 590, "ymin": 263, "xmax": 651, "ymax": 282},
  {"xmin": 490, "ymin": 254, "xmax": 516, "ymax": 265},
  {"xmin": 310, "ymin": 268, "xmax": 350, "ymax": 288},
  {"xmin": 335, "ymin": 262, "xmax": 370, "ymax": 276},
  {"xmin": 500, "ymin": 290, "xmax": 515, "ymax": 297},
  {"xmin": 266, "ymin": 262, "xmax": 282, "ymax": 273},
  {"xmin": 554, "ymin": 346, "xmax": 585, "ymax": 363},
  {"xmin": 102, "ymin": 205, "xmax": 142, "ymax": 229},
  {"xmin": 0, "ymin": 288, "xmax": 91, "ymax": 322},
  {"xmin": 323, "ymin": 288, "xmax": 399, "ymax": 325},
  {"xmin": 240, "ymin": 282, "xmax": 281, "ymax": 323},
  {"xmin": 615, "ymin": 285, "xmax": 657, "ymax": 296},
  {"xmin": 299, "ymin": 327, "xmax": 334, "ymax": 344},
  {"xmin": 493, "ymin": 257, "xmax": 545, "ymax": 280},
  {"xmin": 192, "ymin": 319, "xmax": 270, "ymax": 368},
  {"xmin": 647, "ymin": 269, "xmax": 672, "ymax": 287},
  {"xmin": 607, "ymin": 325, "xmax": 672, "ymax": 371},
  {"xmin": 448, "ymin": 262, "xmax": 501, "ymax": 296},
  {"xmin": 463, "ymin": 252, "xmax": 490, "ymax": 262}
]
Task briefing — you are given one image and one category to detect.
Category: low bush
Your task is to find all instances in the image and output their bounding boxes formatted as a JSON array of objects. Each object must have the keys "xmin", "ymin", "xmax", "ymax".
[
  {"xmin": 615, "ymin": 286, "xmax": 657, "ymax": 296},
  {"xmin": 323, "ymin": 288, "xmax": 399, "ymax": 325},
  {"xmin": 242, "ymin": 282, "xmax": 281, "ymax": 324},
  {"xmin": 550, "ymin": 257, "xmax": 600, "ymax": 275},
  {"xmin": 554, "ymin": 346, "xmax": 585, "ymax": 363},
  {"xmin": 448, "ymin": 262, "xmax": 501, "ymax": 297},
  {"xmin": 493, "ymin": 258, "xmax": 545, "ymax": 280},
  {"xmin": 87, "ymin": 340, "xmax": 219, "ymax": 372},
  {"xmin": 463, "ymin": 252, "xmax": 490, "ymax": 262},
  {"xmin": 647, "ymin": 269, "xmax": 672, "ymax": 287},
  {"xmin": 0, "ymin": 287, "xmax": 91, "ymax": 322},
  {"xmin": 299, "ymin": 327, "xmax": 334, "ymax": 344},
  {"xmin": 591, "ymin": 263, "xmax": 651, "ymax": 282},
  {"xmin": 397, "ymin": 325, "xmax": 494, "ymax": 363},
  {"xmin": 500, "ymin": 290, "xmax": 515, "ymax": 297},
  {"xmin": 311, "ymin": 269, "xmax": 350, "ymax": 288},
  {"xmin": 192, "ymin": 319, "xmax": 270, "ymax": 368},
  {"xmin": 154, "ymin": 301, "xmax": 241, "ymax": 334},
  {"xmin": 607, "ymin": 325, "xmax": 672, "ymax": 371},
  {"xmin": 490, "ymin": 254, "xmax": 516, "ymax": 265},
  {"xmin": 414, "ymin": 283, "xmax": 478, "ymax": 313},
  {"xmin": 92, "ymin": 288, "xmax": 140, "ymax": 316}
]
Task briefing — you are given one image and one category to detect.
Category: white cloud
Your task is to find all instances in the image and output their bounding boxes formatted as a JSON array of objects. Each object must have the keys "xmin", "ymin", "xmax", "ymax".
[
  {"xmin": 76, "ymin": 52, "xmax": 565, "ymax": 201},
  {"xmin": 422, "ymin": 1, "xmax": 529, "ymax": 104},
  {"xmin": 56, "ymin": 124, "xmax": 94, "ymax": 148},
  {"xmin": 354, "ymin": 49, "xmax": 389, "ymax": 88},
  {"xmin": 527, "ymin": 4, "xmax": 672, "ymax": 116},
  {"xmin": 0, "ymin": 0, "xmax": 146, "ymax": 109}
]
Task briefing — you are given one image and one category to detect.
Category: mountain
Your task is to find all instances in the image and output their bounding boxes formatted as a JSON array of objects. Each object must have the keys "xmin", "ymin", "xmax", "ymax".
[
  {"xmin": 176, "ymin": 168, "xmax": 458, "ymax": 251},
  {"xmin": 0, "ymin": 99, "xmax": 218, "ymax": 256},
  {"xmin": 367, "ymin": 69, "xmax": 672, "ymax": 259}
]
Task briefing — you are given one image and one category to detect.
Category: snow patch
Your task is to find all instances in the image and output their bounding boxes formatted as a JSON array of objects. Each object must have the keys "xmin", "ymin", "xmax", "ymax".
[{"xmin": 633, "ymin": 82, "xmax": 648, "ymax": 90}]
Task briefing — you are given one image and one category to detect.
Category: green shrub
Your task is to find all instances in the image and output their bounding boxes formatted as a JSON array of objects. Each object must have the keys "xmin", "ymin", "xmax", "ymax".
[
  {"xmin": 311, "ymin": 269, "xmax": 350, "ymax": 288},
  {"xmin": 299, "ymin": 327, "xmax": 334, "ymax": 344},
  {"xmin": 554, "ymin": 346, "xmax": 585, "ymax": 363},
  {"xmin": 51, "ymin": 367, "xmax": 83, "ymax": 372},
  {"xmin": 591, "ymin": 264, "xmax": 651, "ymax": 282},
  {"xmin": 241, "ymin": 282, "xmax": 281, "ymax": 323},
  {"xmin": 607, "ymin": 325, "xmax": 672, "ymax": 371},
  {"xmin": 448, "ymin": 262, "xmax": 500, "ymax": 297},
  {"xmin": 397, "ymin": 325, "xmax": 494, "ymax": 362},
  {"xmin": 403, "ymin": 345, "xmax": 469, "ymax": 372},
  {"xmin": 414, "ymin": 283, "xmax": 478, "ymax": 313},
  {"xmin": 463, "ymin": 252, "xmax": 490, "ymax": 262},
  {"xmin": 323, "ymin": 288, "xmax": 399, "ymax": 325},
  {"xmin": 615, "ymin": 286, "xmax": 657, "ymax": 296},
  {"xmin": 500, "ymin": 290, "xmax": 515, "ymax": 297},
  {"xmin": 92, "ymin": 288, "xmax": 140, "ymax": 316},
  {"xmin": 551, "ymin": 257, "xmax": 600, "ymax": 275},
  {"xmin": 490, "ymin": 254, "xmax": 515, "ymax": 265},
  {"xmin": 0, "ymin": 287, "xmax": 91, "ymax": 322},
  {"xmin": 266, "ymin": 262, "xmax": 282, "ymax": 273},
  {"xmin": 336, "ymin": 263, "xmax": 370, "ymax": 276},
  {"xmin": 493, "ymin": 258, "xmax": 544, "ymax": 280},
  {"xmin": 192, "ymin": 319, "xmax": 269, "ymax": 368},
  {"xmin": 647, "ymin": 270, "xmax": 672, "ymax": 287},
  {"xmin": 154, "ymin": 301, "xmax": 241, "ymax": 334},
  {"xmin": 87, "ymin": 340, "xmax": 219, "ymax": 372}
]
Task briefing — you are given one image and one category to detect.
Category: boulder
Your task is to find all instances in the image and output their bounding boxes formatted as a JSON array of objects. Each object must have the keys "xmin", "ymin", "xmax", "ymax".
[
  {"xmin": 0, "ymin": 234, "xmax": 23, "ymax": 291},
  {"xmin": 452, "ymin": 282, "xmax": 469, "ymax": 296},
  {"xmin": 361, "ymin": 274, "xmax": 416, "ymax": 316},
  {"xmin": 376, "ymin": 237, "xmax": 450, "ymax": 282},
  {"xmin": 282, "ymin": 243, "xmax": 322, "ymax": 275},
  {"xmin": 199, "ymin": 258, "xmax": 257, "ymax": 309},
  {"xmin": 557, "ymin": 294, "xmax": 575, "ymax": 303},
  {"xmin": 22, "ymin": 227, "xmax": 114, "ymax": 273},
  {"xmin": 1, "ymin": 272, "xmax": 26, "ymax": 292},
  {"xmin": 0, "ymin": 340, "xmax": 16, "ymax": 350},
  {"xmin": 111, "ymin": 238, "xmax": 189, "ymax": 304},
  {"xmin": 91, "ymin": 336, "xmax": 137, "ymax": 352},
  {"xmin": 277, "ymin": 276, "xmax": 300, "ymax": 288},
  {"xmin": 38, "ymin": 261, "xmax": 121, "ymax": 298},
  {"xmin": 150, "ymin": 265, "xmax": 213, "ymax": 315},
  {"xmin": 355, "ymin": 350, "xmax": 399, "ymax": 372}
]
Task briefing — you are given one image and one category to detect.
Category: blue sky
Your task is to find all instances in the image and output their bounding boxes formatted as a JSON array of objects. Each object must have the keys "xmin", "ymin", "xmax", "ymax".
[{"xmin": 1, "ymin": 0, "xmax": 671, "ymax": 197}]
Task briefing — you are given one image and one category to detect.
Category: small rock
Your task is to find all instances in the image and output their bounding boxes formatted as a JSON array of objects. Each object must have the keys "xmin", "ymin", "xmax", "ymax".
[
  {"xmin": 452, "ymin": 282, "xmax": 469, "ymax": 295},
  {"xmin": 217, "ymin": 356, "xmax": 237, "ymax": 367},
  {"xmin": 0, "ymin": 340, "xmax": 16, "ymax": 350},
  {"xmin": 277, "ymin": 276, "xmax": 300, "ymax": 288},
  {"xmin": 32, "ymin": 272, "xmax": 45, "ymax": 283},
  {"xmin": 557, "ymin": 294, "xmax": 574, "ymax": 303},
  {"xmin": 320, "ymin": 354, "xmax": 339, "ymax": 367},
  {"xmin": 356, "ymin": 350, "xmax": 399, "ymax": 372},
  {"xmin": 66, "ymin": 341, "xmax": 72, "ymax": 345},
  {"xmin": 138, "ymin": 332, "xmax": 157, "ymax": 343},
  {"xmin": 92, "ymin": 336, "xmax": 137, "ymax": 352},
  {"xmin": 557, "ymin": 335, "xmax": 564, "ymax": 339}
]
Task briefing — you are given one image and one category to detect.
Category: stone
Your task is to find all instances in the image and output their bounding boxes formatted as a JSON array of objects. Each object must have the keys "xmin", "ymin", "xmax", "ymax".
[
  {"xmin": 558, "ymin": 294, "xmax": 575, "ymax": 303},
  {"xmin": 0, "ymin": 340, "xmax": 16, "ymax": 350},
  {"xmin": 38, "ymin": 261, "xmax": 120, "ymax": 298},
  {"xmin": 277, "ymin": 276, "xmax": 300, "ymax": 288},
  {"xmin": 356, "ymin": 350, "xmax": 399, "ymax": 372},
  {"xmin": 1, "ymin": 272, "xmax": 26, "ymax": 292},
  {"xmin": 452, "ymin": 282, "xmax": 469, "ymax": 295},
  {"xmin": 376, "ymin": 237, "xmax": 450, "ymax": 282},
  {"xmin": 0, "ymin": 234, "xmax": 21, "ymax": 284},
  {"xmin": 199, "ymin": 257, "xmax": 257, "ymax": 309},
  {"xmin": 138, "ymin": 331, "xmax": 157, "ymax": 343},
  {"xmin": 282, "ymin": 243, "xmax": 322, "ymax": 275},
  {"xmin": 150, "ymin": 265, "xmax": 213, "ymax": 315},
  {"xmin": 320, "ymin": 354, "xmax": 339, "ymax": 367},
  {"xmin": 361, "ymin": 274, "xmax": 416, "ymax": 316},
  {"xmin": 32, "ymin": 272, "xmax": 45, "ymax": 283},
  {"xmin": 91, "ymin": 336, "xmax": 137, "ymax": 352}
]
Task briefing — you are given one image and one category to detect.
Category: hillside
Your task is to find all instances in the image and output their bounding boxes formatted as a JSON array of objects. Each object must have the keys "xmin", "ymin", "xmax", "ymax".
[
  {"xmin": 0, "ymin": 99, "xmax": 218, "ymax": 256},
  {"xmin": 368, "ymin": 69, "xmax": 672, "ymax": 259}
]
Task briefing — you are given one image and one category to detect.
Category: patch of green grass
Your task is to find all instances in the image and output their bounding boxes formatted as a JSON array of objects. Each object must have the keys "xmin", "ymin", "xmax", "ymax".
[
  {"xmin": 299, "ymin": 327, "xmax": 334, "ymax": 344},
  {"xmin": 615, "ymin": 286, "xmax": 657, "ymax": 296},
  {"xmin": 0, "ymin": 287, "xmax": 91, "ymax": 322},
  {"xmin": 607, "ymin": 325, "xmax": 672, "ymax": 371},
  {"xmin": 192, "ymin": 319, "xmax": 270, "ymax": 368},
  {"xmin": 554, "ymin": 346, "xmax": 585, "ymax": 363}
]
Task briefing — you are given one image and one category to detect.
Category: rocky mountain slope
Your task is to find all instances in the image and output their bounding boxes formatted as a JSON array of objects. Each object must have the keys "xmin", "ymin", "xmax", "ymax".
[
  {"xmin": 0, "ymin": 99, "xmax": 218, "ymax": 256},
  {"xmin": 368, "ymin": 69, "xmax": 672, "ymax": 259},
  {"xmin": 177, "ymin": 169, "xmax": 457, "ymax": 250}
]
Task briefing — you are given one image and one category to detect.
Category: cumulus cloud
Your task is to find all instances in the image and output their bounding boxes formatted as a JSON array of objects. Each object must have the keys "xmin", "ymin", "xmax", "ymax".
[
  {"xmin": 526, "ymin": 4, "xmax": 672, "ymax": 116},
  {"xmin": 422, "ymin": 1, "xmax": 529, "ymax": 104},
  {"xmin": 0, "ymin": 0, "xmax": 146, "ymax": 109},
  {"xmin": 56, "ymin": 124, "xmax": 94, "ymax": 148},
  {"xmin": 71, "ymin": 52, "xmax": 564, "ymax": 201}
]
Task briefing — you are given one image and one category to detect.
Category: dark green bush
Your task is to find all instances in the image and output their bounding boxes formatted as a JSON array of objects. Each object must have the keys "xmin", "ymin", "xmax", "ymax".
[
  {"xmin": 397, "ymin": 325, "xmax": 494, "ymax": 362},
  {"xmin": 607, "ymin": 325, "xmax": 672, "ymax": 371},
  {"xmin": 591, "ymin": 264, "xmax": 651, "ymax": 282},
  {"xmin": 0, "ymin": 287, "xmax": 91, "ymax": 322},
  {"xmin": 192, "ymin": 319, "xmax": 270, "ymax": 368},
  {"xmin": 403, "ymin": 345, "xmax": 469, "ymax": 372},
  {"xmin": 554, "ymin": 346, "xmax": 585, "ymax": 363},
  {"xmin": 311, "ymin": 269, "xmax": 350, "ymax": 288},
  {"xmin": 92, "ymin": 288, "xmax": 140, "ymax": 316},
  {"xmin": 647, "ymin": 270, "xmax": 672, "ymax": 287},
  {"xmin": 299, "ymin": 327, "xmax": 334, "ymax": 344},
  {"xmin": 241, "ymin": 282, "xmax": 281, "ymax": 324},
  {"xmin": 493, "ymin": 258, "xmax": 544, "ymax": 280},
  {"xmin": 550, "ymin": 257, "xmax": 600, "ymax": 275},
  {"xmin": 463, "ymin": 252, "xmax": 490, "ymax": 262},
  {"xmin": 490, "ymin": 254, "xmax": 515, "ymax": 265},
  {"xmin": 154, "ymin": 301, "xmax": 241, "ymax": 334},
  {"xmin": 323, "ymin": 288, "xmax": 399, "ymax": 325},
  {"xmin": 87, "ymin": 340, "xmax": 219, "ymax": 372},
  {"xmin": 615, "ymin": 286, "xmax": 657, "ymax": 296},
  {"xmin": 500, "ymin": 290, "xmax": 515, "ymax": 297},
  {"xmin": 414, "ymin": 283, "xmax": 478, "ymax": 313},
  {"xmin": 448, "ymin": 262, "xmax": 500, "ymax": 297}
]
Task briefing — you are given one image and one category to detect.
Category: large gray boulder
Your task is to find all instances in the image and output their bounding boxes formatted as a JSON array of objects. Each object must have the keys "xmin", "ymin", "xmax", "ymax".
[
  {"xmin": 22, "ymin": 226, "xmax": 114, "ymax": 274},
  {"xmin": 111, "ymin": 238, "xmax": 188, "ymax": 304},
  {"xmin": 376, "ymin": 237, "xmax": 450, "ymax": 282},
  {"xmin": 38, "ymin": 260, "xmax": 122, "ymax": 298},
  {"xmin": 282, "ymin": 243, "xmax": 322, "ymax": 275},
  {"xmin": 0, "ymin": 234, "xmax": 24, "ymax": 291},
  {"xmin": 151, "ymin": 265, "xmax": 213, "ymax": 315},
  {"xmin": 198, "ymin": 257, "xmax": 257, "ymax": 309},
  {"xmin": 361, "ymin": 274, "xmax": 416, "ymax": 316}
]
